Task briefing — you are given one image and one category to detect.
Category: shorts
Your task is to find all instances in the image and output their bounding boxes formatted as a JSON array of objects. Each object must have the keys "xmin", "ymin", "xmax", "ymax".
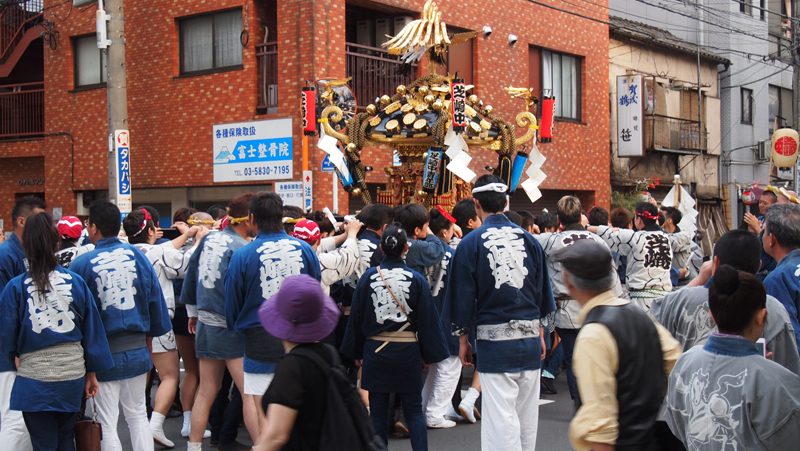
[
  {"xmin": 171, "ymin": 305, "xmax": 190, "ymax": 337},
  {"xmin": 151, "ymin": 330, "xmax": 177, "ymax": 353},
  {"xmin": 195, "ymin": 322, "xmax": 245, "ymax": 360},
  {"xmin": 243, "ymin": 372, "xmax": 275, "ymax": 396}
]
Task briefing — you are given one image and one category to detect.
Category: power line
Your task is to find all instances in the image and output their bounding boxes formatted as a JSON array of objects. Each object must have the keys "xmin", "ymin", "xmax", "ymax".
[{"xmin": 721, "ymin": 65, "xmax": 792, "ymax": 89}]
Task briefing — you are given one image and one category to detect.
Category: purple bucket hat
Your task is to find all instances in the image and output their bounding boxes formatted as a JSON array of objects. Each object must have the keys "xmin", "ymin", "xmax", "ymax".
[{"xmin": 258, "ymin": 274, "xmax": 340, "ymax": 343}]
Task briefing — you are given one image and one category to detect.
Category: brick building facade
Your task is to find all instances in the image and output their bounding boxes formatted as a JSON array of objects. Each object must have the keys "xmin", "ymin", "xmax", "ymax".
[{"xmin": 0, "ymin": 0, "xmax": 609, "ymax": 230}]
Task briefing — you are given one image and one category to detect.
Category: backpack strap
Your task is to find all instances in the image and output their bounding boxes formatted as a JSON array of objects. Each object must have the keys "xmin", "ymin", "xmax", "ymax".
[{"xmin": 289, "ymin": 344, "xmax": 340, "ymax": 377}]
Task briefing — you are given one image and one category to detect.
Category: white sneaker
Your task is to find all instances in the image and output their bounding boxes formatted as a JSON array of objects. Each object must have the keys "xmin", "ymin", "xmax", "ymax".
[
  {"xmin": 427, "ymin": 418, "xmax": 457, "ymax": 429},
  {"xmin": 152, "ymin": 427, "xmax": 175, "ymax": 448}
]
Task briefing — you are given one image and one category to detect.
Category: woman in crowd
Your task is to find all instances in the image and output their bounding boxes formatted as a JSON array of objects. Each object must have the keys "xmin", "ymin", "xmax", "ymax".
[
  {"xmin": 666, "ymin": 265, "xmax": 800, "ymax": 449},
  {"xmin": 0, "ymin": 212, "xmax": 113, "ymax": 450},
  {"xmin": 341, "ymin": 224, "xmax": 448, "ymax": 450}
]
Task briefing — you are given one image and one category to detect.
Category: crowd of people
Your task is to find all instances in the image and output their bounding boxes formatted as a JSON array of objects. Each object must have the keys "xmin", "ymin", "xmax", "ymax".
[{"xmin": 0, "ymin": 175, "xmax": 799, "ymax": 451}]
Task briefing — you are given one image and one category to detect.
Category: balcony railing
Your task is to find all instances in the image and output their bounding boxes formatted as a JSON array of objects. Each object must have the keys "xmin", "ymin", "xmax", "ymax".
[
  {"xmin": 0, "ymin": 0, "xmax": 43, "ymax": 63},
  {"xmin": 0, "ymin": 82, "xmax": 43, "ymax": 139},
  {"xmin": 256, "ymin": 41, "xmax": 277, "ymax": 113},
  {"xmin": 346, "ymin": 43, "xmax": 417, "ymax": 108},
  {"xmin": 645, "ymin": 114, "xmax": 706, "ymax": 154}
]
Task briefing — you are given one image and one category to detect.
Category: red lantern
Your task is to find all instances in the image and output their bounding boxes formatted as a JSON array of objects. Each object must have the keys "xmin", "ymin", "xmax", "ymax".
[
  {"xmin": 539, "ymin": 97, "xmax": 555, "ymax": 143},
  {"xmin": 301, "ymin": 86, "xmax": 317, "ymax": 136}
]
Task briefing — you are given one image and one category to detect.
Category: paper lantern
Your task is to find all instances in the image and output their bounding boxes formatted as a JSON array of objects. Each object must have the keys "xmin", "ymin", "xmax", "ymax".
[
  {"xmin": 301, "ymin": 86, "xmax": 317, "ymax": 136},
  {"xmin": 771, "ymin": 128, "xmax": 799, "ymax": 169},
  {"xmin": 540, "ymin": 97, "xmax": 555, "ymax": 143},
  {"xmin": 422, "ymin": 147, "xmax": 444, "ymax": 194},
  {"xmin": 450, "ymin": 78, "xmax": 467, "ymax": 134}
]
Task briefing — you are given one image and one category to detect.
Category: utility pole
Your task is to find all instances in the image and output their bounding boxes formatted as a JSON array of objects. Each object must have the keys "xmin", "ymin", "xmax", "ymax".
[
  {"xmin": 792, "ymin": 0, "xmax": 799, "ymax": 188},
  {"xmin": 99, "ymin": 0, "xmax": 131, "ymax": 213}
]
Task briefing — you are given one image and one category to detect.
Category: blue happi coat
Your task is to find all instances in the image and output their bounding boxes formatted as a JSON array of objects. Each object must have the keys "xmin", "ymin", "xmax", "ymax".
[
  {"xmin": 341, "ymin": 256, "xmax": 448, "ymax": 393},
  {"xmin": 443, "ymin": 214, "xmax": 555, "ymax": 374},
  {"xmin": 405, "ymin": 234, "xmax": 446, "ymax": 275},
  {"xmin": 0, "ymin": 267, "xmax": 113, "ymax": 412},
  {"xmin": 0, "ymin": 233, "xmax": 27, "ymax": 372},
  {"xmin": 182, "ymin": 228, "xmax": 248, "ymax": 318},
  {"xmin": 764, "ymin": 249, "xmax": 800, "ymax": 350},
  {"xmin": 225, "ymin": 231, "xmax": 320, "ymax": 373},
  {"xmin": 70, "ymin": 238, "xmax": 171, "ymax": 382},
  {"xmin": 427, "ymin": 241, "xmax": 458, "ymax": 356}
]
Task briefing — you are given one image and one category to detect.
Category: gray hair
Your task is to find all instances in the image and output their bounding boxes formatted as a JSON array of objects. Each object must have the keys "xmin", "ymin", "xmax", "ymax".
[
  {"xmin": 563, "ymin": 268, "xmax": 614, "ymax": 294},
  {"xmin": 765, "ymin": 204, "xmax": 800, "ymax": 249}
]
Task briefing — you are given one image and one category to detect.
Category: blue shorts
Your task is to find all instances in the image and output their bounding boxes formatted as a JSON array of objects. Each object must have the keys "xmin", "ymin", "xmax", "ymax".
[{"xmin": 195, "ymin": 322, "xmax": 245, "ymax": 360}]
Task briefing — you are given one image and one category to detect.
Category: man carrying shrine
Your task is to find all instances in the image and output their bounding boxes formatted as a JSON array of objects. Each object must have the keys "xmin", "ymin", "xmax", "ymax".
[
  {"xmin": 224, "ymin": 192, "xmax": 321, "ymax": 442},
  {"xmin": 443, "ymin": 174, "xmax": 555, "ymax": 451},
  {"xmin": 70, "ymin": 201, "xmax": 172, "ymax": 451},
  {"xmin": 589, "ymin": 202, "xmax": 674, "ymax": 311}
]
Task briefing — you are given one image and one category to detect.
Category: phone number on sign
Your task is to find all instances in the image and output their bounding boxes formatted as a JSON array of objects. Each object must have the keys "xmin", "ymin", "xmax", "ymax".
[{"xmin": 241, "ymin": 164, "xmax": 291, "ymax": 177}]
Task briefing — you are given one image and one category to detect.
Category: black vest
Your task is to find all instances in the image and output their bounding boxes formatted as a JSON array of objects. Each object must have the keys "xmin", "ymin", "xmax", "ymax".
[{"xmin": 584, "ymin": 303, "xmax": 665, "ymax": 450}]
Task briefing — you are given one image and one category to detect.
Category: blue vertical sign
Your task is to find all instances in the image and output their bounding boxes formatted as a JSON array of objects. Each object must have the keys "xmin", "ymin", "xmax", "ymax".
[{"xmin": 114, "ymin": 130, "xmax": 132, "ymax": 214}]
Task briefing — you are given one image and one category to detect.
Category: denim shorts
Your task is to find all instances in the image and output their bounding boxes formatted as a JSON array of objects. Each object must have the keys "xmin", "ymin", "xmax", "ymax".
[{"xmin": 195, "ymin": 322, "xmax": 245, "ymax": 360}]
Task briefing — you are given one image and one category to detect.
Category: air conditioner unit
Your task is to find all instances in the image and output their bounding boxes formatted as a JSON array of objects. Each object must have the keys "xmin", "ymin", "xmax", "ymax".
[
  {"xmin": 356, "ymin": 20, "xmax": 375, "ymax": 47},
  {"xmin": 756, "ymin": 140, "xmax": 770, "ymax": 161},
  {"xmin": 375, "ymin": 18, "xmax": 391, "ymax": 47}
]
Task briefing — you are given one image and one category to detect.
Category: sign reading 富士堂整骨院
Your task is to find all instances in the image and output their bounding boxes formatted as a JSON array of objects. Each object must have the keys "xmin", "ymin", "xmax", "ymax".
[{"xmin": 212, "ymin": 118, "xmax": 293, "ymax": 183}]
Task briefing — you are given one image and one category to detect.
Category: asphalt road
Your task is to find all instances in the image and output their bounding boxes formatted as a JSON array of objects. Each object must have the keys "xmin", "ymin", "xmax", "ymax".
[{"xmin": 117, "ymin": 373, "xmax": 574, "ymax": 450}]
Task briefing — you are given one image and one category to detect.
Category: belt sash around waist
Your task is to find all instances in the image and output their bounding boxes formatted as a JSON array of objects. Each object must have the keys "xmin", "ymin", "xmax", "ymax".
[
  {"xmin": 368, "ymin": 330, "xmax": 418, "ymax": 343},
  {"xmin": 198, "ymin": 310, "xmax": 228, "ymax": 328},
  {"xmin": 108, "ymin": 332, "xmax": 147, "ymax": 353},
  {"xmin": 18, "ymin": 341, "xmax": 86, "ymax": 382},
  {"xmin": 244, "ymin": 327, "xmax": 284, "ymax": 363},
  {"xmin": 476, "ymin": 319, "xmax": 541, "ymax": 341}
]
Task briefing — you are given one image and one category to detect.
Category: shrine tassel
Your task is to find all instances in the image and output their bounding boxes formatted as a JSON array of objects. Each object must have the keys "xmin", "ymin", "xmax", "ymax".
[{"xmin": 540, "ymin": 97, "xmax": 555, "ymax": 143}]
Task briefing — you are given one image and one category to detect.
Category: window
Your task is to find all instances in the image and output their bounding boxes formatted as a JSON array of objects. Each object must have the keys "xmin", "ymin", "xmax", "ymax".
[
  {"xmin": 760, "ymin": 0, "xmax": 766, "ymax": 20},
  {"xmin": 768, "ymin": 85, "xmax": 793, "ymax": 133},
  {"xmin": 179, "ymin": 9, "xmax": 242, "ymax": 74},
  {"xmin": 741, "ymin": 88, "xmax": 753, "ymax": 124},
  {"xmin": 73, "ymin": 35, "xmax": 106, "ymax": 88},
  {"xmin": 738, "ymin": 0, "xmax": 752, "ymax": 14},
  {"xmin": 541, "ymin": 50, "xmax": 581, "ymax": 120}
]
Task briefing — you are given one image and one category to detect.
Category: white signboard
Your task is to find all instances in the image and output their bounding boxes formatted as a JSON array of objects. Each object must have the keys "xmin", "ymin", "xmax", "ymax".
[
  {"xmin": 303, "ymin": 170, "xmax": 313, "ymax": 212},
  {"xmin": 275, "ymin": 181, "xmax": 303, "ymax": 208},
  {"xmin": 114, "ymin": 129, "xmax": 132, "ymax": 213},
  {"xmin": 617, "ymin": 75, "xmax": 644, "ymax": 157},
  {"xmin": 213, "ymin": 118, "xmax": 293, "ymax": 182}
]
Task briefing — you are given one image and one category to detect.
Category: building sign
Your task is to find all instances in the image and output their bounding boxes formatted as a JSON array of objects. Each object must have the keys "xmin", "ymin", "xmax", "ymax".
[
  {"xmin": 213, "ymin": 118, "xmax": 293, "ymax": 183},
  {"xmin": 303, "ymin": 170, "xmax": 313, "ymax": 212},
  {"xmin": 617, "ymin": 75, "xmax": 644, "ymax": 157},
  {"xmin": 114, "ymin": 129, "xmax": 132, "ymax": 213},
  {"xmin": 275, "ymin": 181, "xmax": 303, "ymax": 208},
  {"xmin": 321, "ymin": 155, "xmax": 335, "ymax": 172}
]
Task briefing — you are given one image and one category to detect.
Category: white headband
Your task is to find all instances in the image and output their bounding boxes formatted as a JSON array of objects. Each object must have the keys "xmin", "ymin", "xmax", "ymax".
[{"xmin": 471, "ymin": 182, "xmax": 508, "ymax": 194}]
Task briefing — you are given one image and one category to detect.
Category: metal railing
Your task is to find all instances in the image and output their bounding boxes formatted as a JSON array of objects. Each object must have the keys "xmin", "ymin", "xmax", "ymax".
[
  {"xmin": 256, "ymin": 41, "xmax": 278, "ymax": 113},
  {"xmin": 0, "ymin": 0, "xmax": 43, "ymax": 62},
  {"xmin": 0, "ymin": 82, "xmax": 43, "ymax": 139},
  {"xmin": 346, "ymin": 42, "xmax": 417, "ymax": 108},
  {"xmin": 645, "ymin": 114, "xmax": 706, "ymax": 153}
]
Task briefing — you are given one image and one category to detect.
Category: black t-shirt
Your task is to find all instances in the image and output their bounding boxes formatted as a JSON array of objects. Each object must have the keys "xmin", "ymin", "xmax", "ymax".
[{"xmin": 263, "ymin": 342, "xmax": 330, "ymax": 451}]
